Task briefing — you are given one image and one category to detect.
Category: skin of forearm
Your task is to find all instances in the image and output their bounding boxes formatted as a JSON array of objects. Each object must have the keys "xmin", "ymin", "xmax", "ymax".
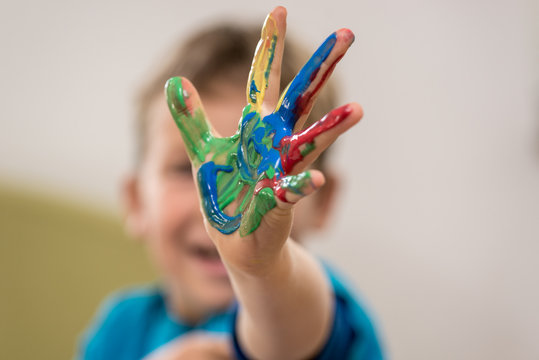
[{"xmin": 228, "ymin": 240, "xmax": 333, "ymax": 359}]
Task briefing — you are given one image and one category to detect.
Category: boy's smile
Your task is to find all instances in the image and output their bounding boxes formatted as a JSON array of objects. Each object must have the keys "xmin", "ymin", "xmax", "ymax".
[{"xmin": 123, "ymin": 81, "xmax": 251, "ymax": 321}]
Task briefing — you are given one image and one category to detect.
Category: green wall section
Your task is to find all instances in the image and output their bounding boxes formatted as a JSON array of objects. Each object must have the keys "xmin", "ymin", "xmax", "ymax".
[{"xmin": 0, "ymin": 183, "xmax": 156, "ymax": 359}]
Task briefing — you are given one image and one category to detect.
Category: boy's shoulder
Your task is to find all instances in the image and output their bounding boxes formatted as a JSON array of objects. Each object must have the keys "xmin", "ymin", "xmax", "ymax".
[
  {"xmin": 321, "ymin": 261, "xmax": 384, "ymax": 359},
  {"xmin": 92, "ymin": 286, "xmax": 164, "ymax": 330},
  {"xmin": 78, "ymin": 286, "xmax": 165, "ymax": 360}
]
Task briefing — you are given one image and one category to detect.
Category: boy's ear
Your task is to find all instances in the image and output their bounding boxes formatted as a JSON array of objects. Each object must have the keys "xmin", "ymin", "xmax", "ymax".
[
  {"xmin": 313, "ymin": 171, "xmax": 339, "ymax": 229},
  {"xmin": 121, "ymin": 174, "xmax": 147, "ymax": 240}
]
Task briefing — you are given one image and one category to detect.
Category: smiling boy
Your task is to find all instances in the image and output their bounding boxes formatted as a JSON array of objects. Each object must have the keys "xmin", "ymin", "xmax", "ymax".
[{"xmin": 80, "ymin": 7, "xmax": 382, "ymax": 359}]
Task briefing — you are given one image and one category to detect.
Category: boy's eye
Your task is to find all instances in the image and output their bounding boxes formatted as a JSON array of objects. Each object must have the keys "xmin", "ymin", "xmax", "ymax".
[{"xmin": 169, "ymin": 163, "xmax": 192, "ymax": 176}]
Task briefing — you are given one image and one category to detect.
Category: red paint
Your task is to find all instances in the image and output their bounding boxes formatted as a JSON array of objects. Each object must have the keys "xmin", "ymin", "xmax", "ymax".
[
  {"xmin": 279, "ymin": 104, "xmax": 352, "ymax": 173},
  {"xmin": 255, "ymin": 176, "xmax": 288, "ymax": 202},
  {"xmin": 254, "ymin": 104, "xmax": 352, "ymax": 203},
  {"xmin": 293, "ymin": 54, "xmax": 345, "ymax": 120}
]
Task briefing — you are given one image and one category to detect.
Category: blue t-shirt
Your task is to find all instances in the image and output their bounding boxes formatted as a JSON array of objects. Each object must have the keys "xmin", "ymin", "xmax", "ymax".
[{"xmin": 78, "ymin": 264, "xmax": 383, "ymax": 359}]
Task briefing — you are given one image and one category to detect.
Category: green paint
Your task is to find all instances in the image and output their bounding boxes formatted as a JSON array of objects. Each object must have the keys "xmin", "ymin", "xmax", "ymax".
[
  {"xmin": 166, "ymin": 77, "xmax": 210, "ymax": 165},
  {"xmin": 217, "ymin": 172, "xmax": 242, "ymax": 207},
  {"xmin": 166, "ymin": 77, "xmax": 240, "ymax": 167},
  {"xmin": 264, "ymin": 34, "xmax": 278, "ymax": 81},
  {"xmin": 300, "ymin": 142, "xmax": 316, "ymax": 157},
  {"xmin": 279, "ymin": 171, "xmax": 312, "ymax": 196},
  {"xmin": 240, "ymin": 187, "xmax": 277, "ymax": 236},
  {"xmin": 238, "ymin": 185, "xmax": 255, "ymax": 214}
]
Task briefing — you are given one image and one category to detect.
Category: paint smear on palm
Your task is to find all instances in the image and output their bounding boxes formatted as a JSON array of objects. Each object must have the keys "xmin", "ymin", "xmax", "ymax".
[{"xmin": 166, "ymin": 16, "xmax": 353, "ymax": 236}]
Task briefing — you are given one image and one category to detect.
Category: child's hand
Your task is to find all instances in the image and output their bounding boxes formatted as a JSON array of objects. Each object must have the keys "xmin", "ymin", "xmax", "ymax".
[
  {"xmin": 143, "ymin": 333, "xmax": 231, "ymax": 360},
  {"xmin": 165, "ymin": 7, "xmax": 361, "ymax": 276}
]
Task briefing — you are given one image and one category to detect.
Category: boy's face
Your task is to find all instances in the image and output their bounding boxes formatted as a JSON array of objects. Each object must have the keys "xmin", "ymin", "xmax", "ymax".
[{"xmin": 125, "ymin": 80, "xmax": 334, "ymax": 316}]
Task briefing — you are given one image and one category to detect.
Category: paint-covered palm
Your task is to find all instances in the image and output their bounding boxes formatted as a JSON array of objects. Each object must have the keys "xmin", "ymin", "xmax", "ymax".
[{"xmin": 165, "ymin": 8, "xmax": 361, "ymax": 264}]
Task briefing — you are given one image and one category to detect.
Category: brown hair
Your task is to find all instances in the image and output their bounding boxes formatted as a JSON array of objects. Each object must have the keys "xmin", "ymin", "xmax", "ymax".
[{"xmin": 135, "ymin": 24, "xmax": 338, "ymax": 168}]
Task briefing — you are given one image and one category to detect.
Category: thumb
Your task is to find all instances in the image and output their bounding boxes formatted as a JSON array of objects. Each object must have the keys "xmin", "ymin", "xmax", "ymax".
[
  {"xmin": 238, "ymin": 170, "xmax": 324, "ymax": 237},
  {"xmin": 273, "ymin": 170, "xmax": 325, "ymax": 209}
]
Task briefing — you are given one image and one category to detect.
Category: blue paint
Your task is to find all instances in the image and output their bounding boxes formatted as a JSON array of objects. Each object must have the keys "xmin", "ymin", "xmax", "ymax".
[
  {"xmin": 275, "ymin": 32, "xmax": 337, "ymax": 131},
  {"xmin": 237, "ymin": 110, "xmax": 260, "ymax": 181},
  {"xmin": 198, "ymin": 161, "xmax": 241, "ymax": 234},
  {"xmin": 249, "ymin": 80, "xmax": 260, "ymax": 103}
]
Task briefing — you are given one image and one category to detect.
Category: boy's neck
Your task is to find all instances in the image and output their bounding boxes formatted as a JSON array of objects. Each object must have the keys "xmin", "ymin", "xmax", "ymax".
[{"xmin": 164, "ymin": 286, "xmax": 231, "ymax": 326}]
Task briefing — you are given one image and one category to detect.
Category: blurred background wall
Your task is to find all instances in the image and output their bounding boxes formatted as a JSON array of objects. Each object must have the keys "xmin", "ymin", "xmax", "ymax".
[{"xmin": 0, "ymin": 0, "xmax": 537, "ymax": 359}]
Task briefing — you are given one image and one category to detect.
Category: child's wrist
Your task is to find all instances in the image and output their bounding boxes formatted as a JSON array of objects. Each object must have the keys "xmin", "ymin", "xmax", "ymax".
[{"xmin": 224, "ymin": 239, "xmax": 295, "ymax": 282}]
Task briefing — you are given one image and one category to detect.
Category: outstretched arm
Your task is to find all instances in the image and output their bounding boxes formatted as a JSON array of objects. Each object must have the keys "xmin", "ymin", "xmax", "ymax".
[{"xmin": 165, "ymin": 6, "xmax": 362, "ymax": 359}]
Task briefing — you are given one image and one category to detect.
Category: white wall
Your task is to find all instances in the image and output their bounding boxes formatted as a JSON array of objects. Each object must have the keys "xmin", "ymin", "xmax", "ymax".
[{"xmin": 1, "ymin": 0, "xmax": 537, "ymax": 358}]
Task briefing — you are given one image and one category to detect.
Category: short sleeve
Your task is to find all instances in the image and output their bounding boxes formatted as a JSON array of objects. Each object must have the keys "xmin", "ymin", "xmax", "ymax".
[
  {"xmin": 77, "ymin": 293, "xmax": 131, "ymax": 360},
  {"xmin": 77, "ymin": 288, "xmax": 163, "ymax": 360},
  {"xmin": 315, "ymin": 293, "xmax": 357, "ymax": 359},
  {"xmin": 230, "ymin": 262, "xmax": 384, "ymax": 359},
  {"xmin": 231, "ymin": 294, "xmax": 364, "ymax": 359}
]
